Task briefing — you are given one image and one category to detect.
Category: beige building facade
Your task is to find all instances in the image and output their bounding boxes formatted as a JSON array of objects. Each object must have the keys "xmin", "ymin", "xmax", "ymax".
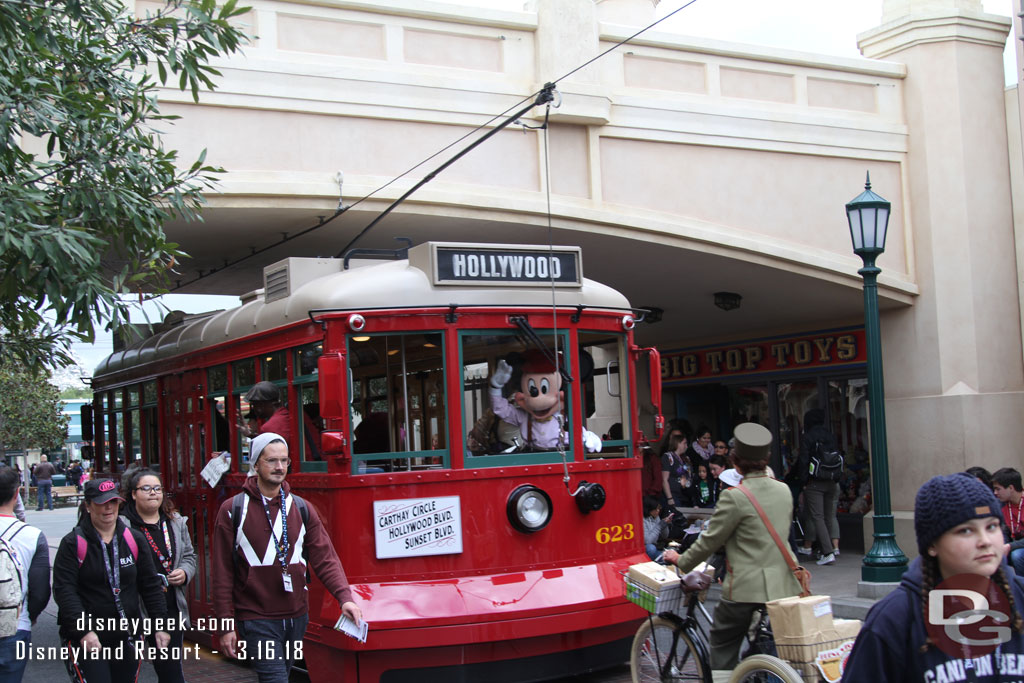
[{"xmin": 152, "ymin": 0, "xmax": 1024, "ymax": 558}]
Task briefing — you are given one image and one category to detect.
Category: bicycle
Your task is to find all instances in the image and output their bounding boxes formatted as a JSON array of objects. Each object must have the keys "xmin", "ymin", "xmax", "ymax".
[{"xmin": 625, "ymin": 567, "xmax": 806, "ymax": 683}]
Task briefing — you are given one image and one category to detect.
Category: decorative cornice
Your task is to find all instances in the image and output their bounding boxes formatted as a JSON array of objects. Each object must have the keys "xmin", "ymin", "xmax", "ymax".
[{"xmin": 857, "ymin": 10, "xmax": 1011, "ymax": 60}]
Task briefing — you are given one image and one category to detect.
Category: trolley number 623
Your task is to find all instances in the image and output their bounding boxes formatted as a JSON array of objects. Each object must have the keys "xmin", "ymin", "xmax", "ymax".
[{"xmin": 595, "ymin": 524, "xmax": 634, "ymax": 544}]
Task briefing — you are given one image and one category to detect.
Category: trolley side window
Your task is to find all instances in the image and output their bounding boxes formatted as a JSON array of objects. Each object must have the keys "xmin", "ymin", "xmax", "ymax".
[
  {"xmin": 461, "ymin": 331, "xmax": 574, "ymax": 466},
  {"xmin": 232, "ymin": 358, "xmax": 256, "ymax": 471},
  {"xmin": 208, "ymin": 365, "xmax": 230, "ymax": 456},
  {"xmin": 579, "ymin": 332, "xmax": 630, "ymax": 459},
  {"xmin": 294, "ymin": 342, "xmax": 325, "ymax": 471},
  {"xmin": 126, "ymin": 385, "xmax": 142, "ymax": 469},
  {"xmin": 349, "ymin": 333, "xmax": 446, "ymax": 473},
  {"xmin": 110, "ymin": 393, "xmax": 126, "ymax": 472},
  {"xmin": 142, "ymin": 381, "xmax": 159, "ymax": 472}
]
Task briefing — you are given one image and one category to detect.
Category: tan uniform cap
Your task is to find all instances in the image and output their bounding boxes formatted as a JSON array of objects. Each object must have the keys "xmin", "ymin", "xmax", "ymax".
[{"xmin": 732, "ymin": 422, "xmax": 772, "ymax": 463}]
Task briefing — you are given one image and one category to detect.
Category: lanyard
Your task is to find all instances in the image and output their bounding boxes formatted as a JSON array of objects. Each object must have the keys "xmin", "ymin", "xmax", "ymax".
[
  {"xmin": 262, "ymin": 490, "xmax": 290, "ymax": 573},
  {"xmin": 96, "ymin": 528, "xmax": 129, "ymax": 626},
  {"xmin": 1012, "ymin": 498, "xmax": 1024, "ymax": 538},
  {"xmin": 142, "ymin": 521, "xmax": 173, "ymax": 573}
]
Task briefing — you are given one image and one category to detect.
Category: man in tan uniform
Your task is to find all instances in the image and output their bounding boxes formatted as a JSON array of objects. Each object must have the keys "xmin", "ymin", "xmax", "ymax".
[{"xmin": 663, "ymin": 422, "xmax": 802, "ymax": 672}]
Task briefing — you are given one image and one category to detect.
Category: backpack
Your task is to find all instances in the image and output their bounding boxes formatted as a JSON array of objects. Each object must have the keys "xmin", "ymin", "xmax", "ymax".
[
  {"xmin": 0, "ymin": 522, "xmax": 26, "ymax": 637},
  {"xmin": 807, "ymin": 439, "xmax": 844, "ymax": 482},
  {"xmin": 74, "ymin": 525, "xmax": 140, "ymax": 566}
]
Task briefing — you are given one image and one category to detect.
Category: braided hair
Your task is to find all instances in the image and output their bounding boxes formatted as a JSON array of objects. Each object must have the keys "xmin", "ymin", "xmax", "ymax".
[{"xmin": 918, "ymin": 553, "xmax": 940, "ymax": 653}]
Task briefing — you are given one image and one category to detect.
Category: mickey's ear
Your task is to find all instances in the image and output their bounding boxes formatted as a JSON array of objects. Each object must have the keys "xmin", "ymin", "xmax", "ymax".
[{"xmin": 578, "ymin": 349, "xmax": 595, "ymax": 383}]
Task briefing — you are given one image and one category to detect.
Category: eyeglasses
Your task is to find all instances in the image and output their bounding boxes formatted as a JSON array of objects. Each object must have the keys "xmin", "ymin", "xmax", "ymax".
[
  {"xmin": 262, "ymin": 458, "xmax": 291, "ymax": 467},
  {"xmin": 137, "ymin": 485, "xmax": 163, "ymax": 493}
]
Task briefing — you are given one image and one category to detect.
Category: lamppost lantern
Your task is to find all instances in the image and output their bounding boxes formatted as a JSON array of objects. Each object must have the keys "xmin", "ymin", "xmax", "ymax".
[
  {"xmin": 846, "ymin": 172, "xmax": 908, "ymax": 586},
  {"xmin": 846, "ymin": 172, "xmax": 891, "ymax": 258}
]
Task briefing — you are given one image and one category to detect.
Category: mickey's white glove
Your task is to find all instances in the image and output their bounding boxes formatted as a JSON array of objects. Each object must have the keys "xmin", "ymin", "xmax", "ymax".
[
  {"xmin": 583, "ymin": 429, "xmax": 603, "ymax": 453},
  {"xmin": 490, "ymin": 359, "xmax": 513, "ymax": 389}
]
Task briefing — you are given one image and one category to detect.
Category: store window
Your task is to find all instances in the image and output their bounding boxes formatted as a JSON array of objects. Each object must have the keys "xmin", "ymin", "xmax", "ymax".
[
  {"xmin": 829, "ymin": 378, "xmax": 871, "ymax": 516},
  {"xmin": 777, "ymin": 380, "xmax": 819, "ymax": 475}
]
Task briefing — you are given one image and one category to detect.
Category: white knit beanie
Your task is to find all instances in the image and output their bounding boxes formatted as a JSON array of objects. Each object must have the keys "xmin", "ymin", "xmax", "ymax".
[{"xmin": 248, "ymin": 432, "xmax": 287, "ymax": 476}]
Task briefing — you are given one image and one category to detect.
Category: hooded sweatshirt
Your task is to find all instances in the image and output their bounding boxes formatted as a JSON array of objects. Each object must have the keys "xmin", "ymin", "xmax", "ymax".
[
  {"xmin": 842, "ymin": 557, "xmax": 1024, "ymax": 682},
  {"xmin": 53, "ymin": 515, "xmax": 167, "ymax": 645},
  {"xmin": 212, "ymin": 477, "xmax": 353, "ymax": 626}
]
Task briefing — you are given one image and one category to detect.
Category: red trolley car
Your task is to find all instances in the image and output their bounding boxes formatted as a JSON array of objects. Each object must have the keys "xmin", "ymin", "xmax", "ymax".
[{"xmin": 89, "ymin": 241, "xmax": 664, "ymax": 681}]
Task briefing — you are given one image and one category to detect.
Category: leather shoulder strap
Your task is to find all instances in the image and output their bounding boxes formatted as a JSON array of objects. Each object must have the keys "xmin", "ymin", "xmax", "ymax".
[{"xmin": 736, "ymin": 483, "xmax": 799, "ymax": 573}]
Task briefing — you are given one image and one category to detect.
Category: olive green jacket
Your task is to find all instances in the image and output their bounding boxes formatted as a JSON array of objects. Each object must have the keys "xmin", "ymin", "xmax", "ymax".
[{"xmin": 675, "ymin": 471, "xmax": 802, "ymax": 603}]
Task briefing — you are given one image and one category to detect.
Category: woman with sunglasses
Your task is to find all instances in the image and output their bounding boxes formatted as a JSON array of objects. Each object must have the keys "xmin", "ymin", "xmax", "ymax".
[{"xmin": 124, "ymin": 468, "xmax": 196, "ymax": 683}]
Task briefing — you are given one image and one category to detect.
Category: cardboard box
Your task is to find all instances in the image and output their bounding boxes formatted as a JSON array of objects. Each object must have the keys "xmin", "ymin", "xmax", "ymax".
[
  {"xmin": 766, "ymin": 595, "xmax": 834, "ymax": 641},
  {"xmin": 820, "ymin": 618, "xmax": 861, "ymax": 643},
  {"xmin": 627, "ymin": 561, "xmax": 680, "ymax": 592}
]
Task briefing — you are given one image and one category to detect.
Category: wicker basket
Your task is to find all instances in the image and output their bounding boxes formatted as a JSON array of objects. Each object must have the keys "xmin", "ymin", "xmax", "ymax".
[
  {"xmin": 775, "ymin": 637, "xmax": 853, "ymax": 682},
  {"xmin": 622, "ymin": 574, "xmax": 683, "ymax": 614}
]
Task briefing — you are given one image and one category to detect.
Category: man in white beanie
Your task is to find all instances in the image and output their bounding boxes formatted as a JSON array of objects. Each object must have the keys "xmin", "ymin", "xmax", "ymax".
[{"xmin": 212, "ymin": 433, "xmax": 361, "ymax": 682}]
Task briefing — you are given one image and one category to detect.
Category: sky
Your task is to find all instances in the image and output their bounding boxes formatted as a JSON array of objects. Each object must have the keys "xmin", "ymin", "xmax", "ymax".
[{"xmin": 67, "ymin": 0, "xmax": 1018, "ymax": 380}]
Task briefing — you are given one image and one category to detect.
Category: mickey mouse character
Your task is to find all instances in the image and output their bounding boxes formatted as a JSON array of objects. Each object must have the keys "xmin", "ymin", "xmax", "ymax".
[{"xmin": 489, "ymin": 350, "xmax": 602, "ymax": 453}]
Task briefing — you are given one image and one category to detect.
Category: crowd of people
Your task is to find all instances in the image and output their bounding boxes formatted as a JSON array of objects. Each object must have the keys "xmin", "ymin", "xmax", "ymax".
[
  {"xmin": 3, "ymin": 403, "xmax": 1023, "ymax": 682},
  {"xmin": 647, "ymin": 414, "xmax": 1024, "ymax": 680},
  {"xmin": 641, "ymin": 411, "xmax": 872, "ymax": 568},
  {"xmin": 640, "ymin": 418, "xmax": 754, "ymax": 559},
  {"xmin": 0, "ymin": 425, "xmax": 361, "ymax": 683}
]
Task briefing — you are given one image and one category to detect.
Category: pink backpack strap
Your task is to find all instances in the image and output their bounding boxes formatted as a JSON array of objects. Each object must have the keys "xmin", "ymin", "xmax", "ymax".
[
  {"xmin": 76, "ymin": 533, "xmax": 87, "ymax": 567},
  {"xmin": 122, "ymin": 527, "xmax": 139, "ymax": 561},
  {"xmin": 75, "ymin": 527, "xmax": 140, "ymax": 566}
]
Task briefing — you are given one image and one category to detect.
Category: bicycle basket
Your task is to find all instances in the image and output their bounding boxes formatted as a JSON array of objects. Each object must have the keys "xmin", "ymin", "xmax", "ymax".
[
  {"xmin": 775, "ymin": 637, "xmax": 854, "ymax": 682},
  {"xmin": 622, "ymin": 573, "xmax": 683, "ymax": 614}
]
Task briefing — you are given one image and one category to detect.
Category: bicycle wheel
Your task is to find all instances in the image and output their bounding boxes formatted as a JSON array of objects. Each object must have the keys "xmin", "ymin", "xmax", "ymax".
[
  {"xmin": 729, "ymin": 654, "xmax": 803, "ymax": 683},
  {"xmin": 630, "ymin": 616, "xmax": 708, "ymax": 682}
]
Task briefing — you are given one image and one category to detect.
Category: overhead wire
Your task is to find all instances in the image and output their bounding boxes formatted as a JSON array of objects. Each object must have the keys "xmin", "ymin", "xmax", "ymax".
[{"xmin": 170, "ymin": 0, "xmax": 701, "ymax": 291}]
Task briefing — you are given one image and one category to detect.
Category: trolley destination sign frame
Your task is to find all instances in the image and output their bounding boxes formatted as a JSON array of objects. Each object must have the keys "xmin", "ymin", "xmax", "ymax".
[{"xmin": 429, "ymin": 243, "xmax": 582, "ymax": 287}]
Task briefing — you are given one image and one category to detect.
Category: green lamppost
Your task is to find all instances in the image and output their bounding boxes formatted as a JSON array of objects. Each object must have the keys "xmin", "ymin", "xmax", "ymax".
[{"xmin": 845, "ymin": 173, "xmax": 908, "ymax": 582}]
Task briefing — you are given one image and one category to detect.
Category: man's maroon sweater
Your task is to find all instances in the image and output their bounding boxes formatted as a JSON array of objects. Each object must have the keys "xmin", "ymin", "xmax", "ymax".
[{"xmin": 212, "ymin": 477, "xmax": 353, "ymax": 626}]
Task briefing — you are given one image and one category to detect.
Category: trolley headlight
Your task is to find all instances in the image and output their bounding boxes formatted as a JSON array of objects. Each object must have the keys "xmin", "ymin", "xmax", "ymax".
[
  {"xmin": 507, "ymin": 485, "xmax": 552, "ymax": 533},
  {"xmin": 574, "ymin": 481, "xmax": 606, "ymax": 514}
]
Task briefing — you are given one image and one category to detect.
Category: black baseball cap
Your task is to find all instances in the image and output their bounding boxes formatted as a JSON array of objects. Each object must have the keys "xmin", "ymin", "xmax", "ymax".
[{"xmin": 84, "ymin": 479, "xmax": 124, "ymax": 505}]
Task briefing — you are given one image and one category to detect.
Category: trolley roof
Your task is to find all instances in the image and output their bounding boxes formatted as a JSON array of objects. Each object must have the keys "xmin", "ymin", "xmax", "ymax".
[{"xmin": 95, "ymin": 242, "xmax": 632, "ymax": 378}]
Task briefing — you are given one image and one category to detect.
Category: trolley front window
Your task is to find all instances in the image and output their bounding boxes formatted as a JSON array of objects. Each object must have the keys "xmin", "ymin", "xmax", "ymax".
[
  {"xmin": 461, "ymin": 331, "xmax": 573, "ymax": 467},
  {"xmin": 349, "ymin": 333, "xmax": 446, "ymax": 473}
]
